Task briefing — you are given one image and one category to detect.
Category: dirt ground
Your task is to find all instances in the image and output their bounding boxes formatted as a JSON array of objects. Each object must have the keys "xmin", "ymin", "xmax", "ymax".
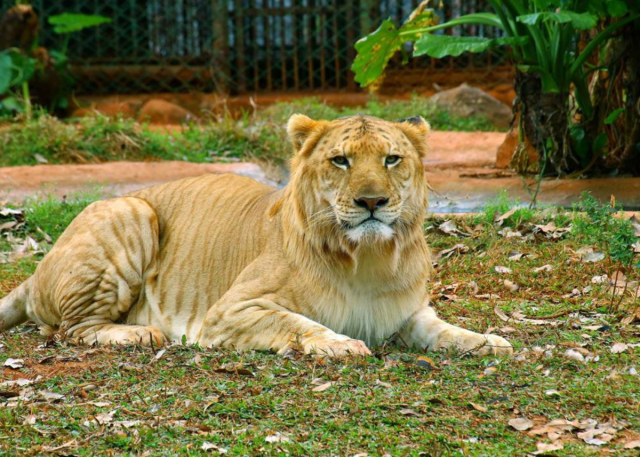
[{"xmin": 2, "ymin": 130, "xmax": 640, "ymax": 211}]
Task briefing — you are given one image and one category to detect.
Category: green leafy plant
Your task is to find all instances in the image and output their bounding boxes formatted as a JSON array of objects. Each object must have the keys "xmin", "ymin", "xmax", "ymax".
[
  {"xmin": 0, "ymin": 12, "xmax": 111, "ymax": 117},
  {"xmin": 572, "ymin": 192, "xmax": 639, "ymax": 312},
  {"xmin": 474, "ymin": 190, "xmax": 536, "ymax": 228},
  {"xmin": 0, "ymin": 49, "xmax": 36, "ymax": 117},
  {"xmin": 352, "ymin": 0, "xmax": 640, "ymax": 175}
]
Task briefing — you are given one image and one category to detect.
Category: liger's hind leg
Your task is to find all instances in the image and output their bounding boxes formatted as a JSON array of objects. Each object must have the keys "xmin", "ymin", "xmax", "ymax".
[{"xmin": 29, "ymin": 197, "xmax": 166, "ymax": 346}]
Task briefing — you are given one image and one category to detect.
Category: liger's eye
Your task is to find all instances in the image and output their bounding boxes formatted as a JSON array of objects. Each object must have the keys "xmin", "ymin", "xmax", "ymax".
[
  {"xmin": 331, "ymin": 156, "xmax": 349, "ymax": 168},
  {"xmin": 385, "ymin": 155, "xmax": 402, "ymax": 166}
]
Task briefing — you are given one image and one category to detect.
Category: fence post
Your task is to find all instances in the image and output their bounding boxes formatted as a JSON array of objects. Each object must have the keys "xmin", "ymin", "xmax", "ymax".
[
  {"xmin": 234, "ymin": 0, "xmax": 247, "ymax": 93},
  {"xmin": 213, "ymin": 0, "xmax": 230, "ymax": 94}
]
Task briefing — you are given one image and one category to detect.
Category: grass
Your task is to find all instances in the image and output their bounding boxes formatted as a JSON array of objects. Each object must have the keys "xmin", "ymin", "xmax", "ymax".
[
  {"xmin": 0, "ymin": 95, "xmax": 499, "ymax": 168},
  {"xmin": 1, "ymin": 196, "xmax": 639, "ymax": 456}
]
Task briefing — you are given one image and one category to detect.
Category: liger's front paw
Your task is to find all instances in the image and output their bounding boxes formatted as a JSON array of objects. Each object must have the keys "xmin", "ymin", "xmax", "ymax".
[
  {"xmin": 476, "ymin": 334, "xmax": 513, "ymax": 356},
  {"xmin": 301, "ymin": 336, "xmax": 372, "ymax": 358},
  {"xmin": 434, "ymin": 330, "xmax": 513, "ymax": 356}
]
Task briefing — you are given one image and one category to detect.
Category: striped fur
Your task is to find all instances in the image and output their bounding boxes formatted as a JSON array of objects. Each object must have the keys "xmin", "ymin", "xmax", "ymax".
[{"xmin": 0, "ymin": 115, "xmax": 512, "ymax": 357}]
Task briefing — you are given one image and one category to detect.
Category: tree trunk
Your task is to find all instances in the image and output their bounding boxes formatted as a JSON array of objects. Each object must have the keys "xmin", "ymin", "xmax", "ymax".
[
  {"xmin": 618, "ymin": 24, "xmax": 640, "ymax": 174},
  {"xmin": 514, "ymin": 70, "xmax": 573, "ymax": 175}
]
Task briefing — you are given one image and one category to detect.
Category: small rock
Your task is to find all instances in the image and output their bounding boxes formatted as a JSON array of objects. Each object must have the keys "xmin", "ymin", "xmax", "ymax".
[
  {"xmin": 429, "ymin": 83, "xmax": 512, "ymax": 129},
  {"xmin": 138, "ymin": 99, "xmax": 197, "ymax": 124}
]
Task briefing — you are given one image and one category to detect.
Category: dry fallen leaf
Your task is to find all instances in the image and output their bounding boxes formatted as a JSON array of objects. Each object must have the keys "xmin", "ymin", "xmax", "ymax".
[
  {"xmin": 624, "ymin": 440, "xmax": 640, "ymax": 449},
  {"xmin": 611, "ymin": 342, "xmax": 629, "ymax": 354},
  {"xmin": 265, "ymin": 432, "xmax": 291, "ymax": 443},
  {"xmin": 532, "ymin": 442, "xmax": 564, "ymax": 455},
  {"xmin": 437, "ymin": 243, "xmax": 470, "ymax": 259},
  {"xmin": 399, "ymin": 408, "xmax": 421, "ymax": 417},
  {"xmin": 507, "ymin": 252, "xmax": 524, "ymax": 261},
  {"xmin": 533, "ymin": 264, "xmax": 554, "ymax": 273},
  {"xmin": 3, "ymin": 358, "xmax": 24, "ymax": 369},
  {"xmin": 509, "ymin": 417, "xmax": 534, "ymax": 431},
  {"xmin": 494, "ymin": 306, "xmax": 510, "ymax": 322},
  {"xmin": 580, "ymin": 249, "xmax": 605, "ymax": 263},
  {"xmin": 495, "ymin": 266, "xmax": 512, "ymax": 274},
  {"xmin": 504, "ymin": 280, "xmax": 519, "ymax": 292},
  {"xmin": 201, "ymin": 442, "xmax": 228, "ymax": 453},
  {"xmin": 95, "ymin": 410, "xmax": 117, "ymax": 425},
  {"xmin": 39, "ymin": 391, "xmax": 65, "ymax": 402},
  {"xmin": 438, "ymin": 220, "xmax": 469, "ymax": 237},
  {"xmin": 495, "ymin": 207, "xmax": 518, "ymax": 225},
  {"xmin": 564, "ymin": 349, "xmax": 585, "ymax": 362},
  {"xmin": 470, "ymin": 402, "xmax": 488, "ymax": 413},
  {"xmin": 629, "ymin": 215, "xmax": 640, "ymax": 237},
  {"xmin": 312, "ymin": 381, "xmax": 335, "ymax": 392},
  {"xmin": 416, "ymin": 356, "xmax": 436, "ymax": 370}
]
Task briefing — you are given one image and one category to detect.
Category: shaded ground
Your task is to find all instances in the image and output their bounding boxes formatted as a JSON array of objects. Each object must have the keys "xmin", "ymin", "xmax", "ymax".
[
  {"xmin": 2, "ymin": 130, "xmax": 640, "ymax": 212},
  {"xmin": 1, "ymin": 208, "xmax": 639, "ymax": 456}
]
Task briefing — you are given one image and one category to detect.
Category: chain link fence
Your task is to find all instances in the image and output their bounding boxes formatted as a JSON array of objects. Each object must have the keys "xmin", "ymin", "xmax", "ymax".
[{"xmin": 2, "ymin": 0, "xmax": 508, "ymax": 95}]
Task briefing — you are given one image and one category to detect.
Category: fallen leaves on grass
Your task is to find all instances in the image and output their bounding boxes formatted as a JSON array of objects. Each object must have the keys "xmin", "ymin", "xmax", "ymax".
[
  {"xmin": 576, "ymin": 247, "xmax": 605, "ymax": 263},
  {"xmin": 504, "ymin": 279, "xmax": 519, "ymax": 292},
  {"xmin": 416, "ymin": 356, "xmax": 437, "ymax": 370},
  {"xmin": 202, "ymin": 442, "xmax": 228, "ymax": 453},
  {"xmin": 438, "ymin": 220, "xmax": 469, "ymax": 237},
  {"xmin": 437, "ymin": 243, "xmax": 469, "ymax": 259},
  {"xmin": 39, "ymin": 391, "xmax": 65, "ymax": 402},
  {"xmin": 629, "ymin": 215, "xmax": 640, "ymax": 237},
  {"xmin": 399, "ymin": 408, "xmax": 421, "ymax": 417},
  {"xmin": 494, "ymin": 307, "xmax": 562, "ymax": 326},
  {"xmin": 625, "ymin": 440, "xmax": 640, "ymax": 449},
  {"xmin": 265, "ymin": 432, "xmax": 292, "ymax": 443},
  {"xmin": 495, "ymin": 266, "xmax": 512, "ymax": 274},
  {"xmin": 525, "ymin": 418, "xmax": 624, "ymax": 447},
  {"xmin": 215, "ymin": 362, "xmax": 254, "ymax": 376},
  {"xmin": 534, "ymin": 222, "xmax": 571, "ymax": 239},
  {"xmin": 469, "ymin": 402, "xmax": 488, "ymax": 413},
  {"xmin": 564, "ymin": 349, "xmax": 585, "ymax": 362},
  {"xmin": 95, "ymin": 409, "xmax": 117, "ymax": 425},
  {"xmin": 610, "ymin": 342, "xmax": 629, "ymax": 354},
  {"xmin": 532, "ymin": 441, "xmax": 563, "ymax": 455},
  {"xmin": 3, "ymin": 358, "xmax": 24, "ymax": 369},
  {"xmin": 509, "ymin": 417, "xmax": 533, "ymax": 431},
  {"xmin": 311, "ymin": 381, "xmax": 335, "ymax": 392}
]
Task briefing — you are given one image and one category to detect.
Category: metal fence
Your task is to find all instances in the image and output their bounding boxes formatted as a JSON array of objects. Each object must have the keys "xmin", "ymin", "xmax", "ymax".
[{"xmin": 2, "ymin": 0, "xmax": 507, "ymax": 95}]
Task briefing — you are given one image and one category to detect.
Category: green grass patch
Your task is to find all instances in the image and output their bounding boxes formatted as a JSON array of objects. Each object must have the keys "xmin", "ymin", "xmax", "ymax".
[
  {"xmin": 1, "ymin": 195, "xmax": 639, "ymax": 456},
  {"xmin": 0, "ymin": 95, "xmax": 499, "ymax": 167}
]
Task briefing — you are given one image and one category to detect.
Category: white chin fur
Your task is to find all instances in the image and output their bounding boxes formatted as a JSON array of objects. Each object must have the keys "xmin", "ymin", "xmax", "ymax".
[{"xmin": 346, "ymin": 220, "xmax": 395, "ymax": 243}]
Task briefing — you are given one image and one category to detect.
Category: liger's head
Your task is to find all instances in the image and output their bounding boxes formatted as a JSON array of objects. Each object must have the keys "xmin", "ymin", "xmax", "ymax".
[{"xmin": 287, "ymin": 114, "xmax": 430, "ymax": 245}]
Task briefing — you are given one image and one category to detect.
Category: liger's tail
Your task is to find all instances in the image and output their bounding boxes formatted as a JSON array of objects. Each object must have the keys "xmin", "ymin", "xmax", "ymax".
[{"xmin": 0, "ymin": 277, "xmax": 32, "ymax": 331}]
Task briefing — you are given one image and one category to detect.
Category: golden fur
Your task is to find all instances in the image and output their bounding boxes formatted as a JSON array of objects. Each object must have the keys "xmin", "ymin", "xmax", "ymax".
[{"xmin": 0, "ymin": 115, "xmax": 512, "ymax": 357}]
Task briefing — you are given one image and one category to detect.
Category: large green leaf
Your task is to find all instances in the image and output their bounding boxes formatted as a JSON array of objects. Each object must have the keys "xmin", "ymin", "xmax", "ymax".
[
  {"xmin": 0, "ymin": 53, "xmax": 12, "ymax": 94},
  {"xmin": 48, "ymin": 14, "xmax": 111, "ymax": 34},
  {"xmin": 352, "ymin": 7, "xmax": 439, "ymax": 87},
  {"xmin": 517, "ymin": 11, "xmax": 598, "ymax": 30},
  {"xmin": 352, "ymin": 20, "xmax": 403, "ymax": 87},
  {"xmin": 414, "ymin": 35, "xmax": 493, "ymax": 58},
  {"xmin": 8, "ymin": 52, "xmax": 36, "ymax": 85},
  {"xmin": 413, "ymin": 35, "xmax": 527, "ymax": 58},
  {"xmin": 605, "ymin": 108, "xmax": 625, "ymax": 125},
  {"xmin": 606, "ymin": 0, "xmax": 628, "ymax": 17}
]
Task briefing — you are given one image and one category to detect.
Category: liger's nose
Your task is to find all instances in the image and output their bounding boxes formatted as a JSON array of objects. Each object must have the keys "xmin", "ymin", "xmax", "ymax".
[{"xmin": 354, "ymin": 196, "xmax": 389, "ymax": 211}]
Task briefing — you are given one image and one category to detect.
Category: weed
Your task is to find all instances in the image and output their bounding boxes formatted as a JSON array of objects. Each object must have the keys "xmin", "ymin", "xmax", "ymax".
[
  {"xmin": 1, "ymin": 198, "xmax": 639, "ymax": 456},
  {"xmin": 22, "ymin": 190, "xmax": 101, "ymax": 241},
  {"xmin": 474, "ymin": 191, "xmax": 536, "ymax": 228},
  {"xmin": 0, "ymin": 95, "xmax": 500, "ymax": 168}
]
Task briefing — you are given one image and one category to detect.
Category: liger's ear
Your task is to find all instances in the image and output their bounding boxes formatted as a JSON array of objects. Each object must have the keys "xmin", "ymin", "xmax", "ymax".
[
  {"xmin": 287, "ymin": 114, "xmax": 319, "ymax": 150},
  {"xmin": 396, "ymin": 115, "xmax": 430, "ymax": 157}
]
